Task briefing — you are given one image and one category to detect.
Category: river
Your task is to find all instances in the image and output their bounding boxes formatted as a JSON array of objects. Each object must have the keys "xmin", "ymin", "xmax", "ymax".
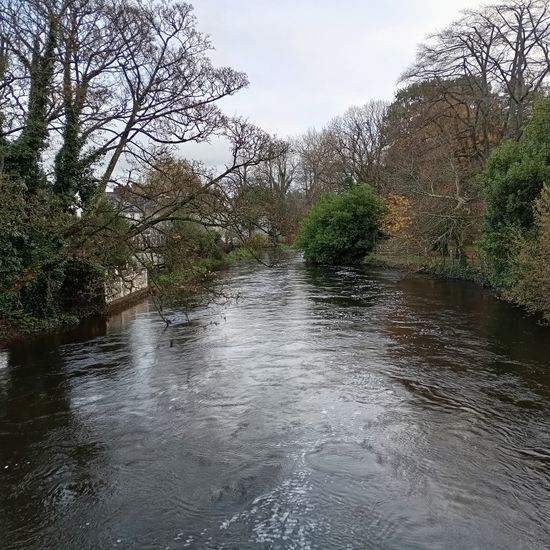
[{"xmin": 1, "ymin": 256, "xmax": 549, "ymax": 549}]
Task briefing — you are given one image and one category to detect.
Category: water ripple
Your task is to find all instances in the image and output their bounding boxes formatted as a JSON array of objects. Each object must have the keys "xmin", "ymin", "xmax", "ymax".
[{"xmin": 1, "ymin": 255, "xmax": 550, "ymax": 549}]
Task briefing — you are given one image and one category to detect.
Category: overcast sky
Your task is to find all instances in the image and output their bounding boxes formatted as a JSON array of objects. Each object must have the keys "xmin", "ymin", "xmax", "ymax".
[{"xmin": 184, "ymin": 0, "xmax": 486, "ymax": 164}]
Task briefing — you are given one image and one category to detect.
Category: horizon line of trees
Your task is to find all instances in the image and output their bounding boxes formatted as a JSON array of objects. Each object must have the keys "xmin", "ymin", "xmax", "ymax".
[
  {"xmin": 241, "ymin": 0, "xmax": 550, "ymax": 320},
  {"xmin": 2, "ymin": 0, "xmax": 550, "ymax": 329}
]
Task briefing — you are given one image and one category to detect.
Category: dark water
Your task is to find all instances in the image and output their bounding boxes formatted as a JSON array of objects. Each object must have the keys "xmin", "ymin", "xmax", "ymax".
[{"xmin": 1, "ymin": 257, "xmax": 550, "ymax": 550}]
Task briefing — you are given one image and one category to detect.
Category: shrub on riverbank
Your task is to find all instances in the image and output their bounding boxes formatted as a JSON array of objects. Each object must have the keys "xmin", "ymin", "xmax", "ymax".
[
  {"xmin": 225, "ymin": 236, "xmax": 294, "ymax": 268},
  {"xmin": 225, "ymin": 235, "xmax": 272, "ymax": 263},
  {"xmin": 504, "ymin": 185, "xmax": 550, "ymax": 321},
  {"xmin": 296, "ymin": 185, "xmax": 386, "ymax": 265},
  {"xmin": 482, "ymin": 98, "xmax": 550, "ymax": 290}
]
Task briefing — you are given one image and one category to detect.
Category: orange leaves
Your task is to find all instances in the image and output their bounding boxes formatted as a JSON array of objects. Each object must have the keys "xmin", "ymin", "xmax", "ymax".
[{"xmin": 382, "ymin": 194, "xmax": 412, "ymax": 237}]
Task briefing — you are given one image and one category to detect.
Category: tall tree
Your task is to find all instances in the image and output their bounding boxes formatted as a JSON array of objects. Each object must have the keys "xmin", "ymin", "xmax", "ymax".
[
  {"xmin": 0, "ymin": 0, "xmax": 63, "ymax": 189},
  {"xmin": 0, "ymin": 0, "xmax": 284, "ymax": 324},
  {"xmin": 403, "ymin": 0, "xmax": 550, "ymax": 146},
  {"xmin": 295, "ymin": 129, "xmax": 340, "ymax": 203},
  {"xmin": 482, "ymin": 97, "xmax": 550, "ymax": 288},
  {"xmin": 383, "ymin": 80, "xmax": 492, "ymax": 261},
  {"xmin": 326, "ymin": 100, "xmax": 389, "ymax": 190}
]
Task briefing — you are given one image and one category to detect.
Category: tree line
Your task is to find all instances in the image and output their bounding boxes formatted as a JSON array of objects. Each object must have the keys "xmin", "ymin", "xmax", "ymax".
[
  {"xmin": 2, "ymin": 0, "xmax": 550, "ymax": 335},
  {"xmin": 247, "ymin": 0, "xmax": 550, "ymax": 321}
]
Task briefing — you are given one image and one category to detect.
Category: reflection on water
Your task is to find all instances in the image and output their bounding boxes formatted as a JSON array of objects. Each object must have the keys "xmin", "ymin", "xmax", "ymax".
[{"xmin": 1, "ymin": 255, "xmax": 549, "ymax": 549}]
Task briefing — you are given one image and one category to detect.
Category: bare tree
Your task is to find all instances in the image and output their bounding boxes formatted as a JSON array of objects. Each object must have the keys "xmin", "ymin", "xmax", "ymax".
[
  {"xmin": 326, "ymin": 100, "xmax": 389, "ymax": 190},
  {"xmin": 403, "ymin": 0, "xmax": 550, "ymax": 145},
  {"xmin": 0, "ymin": 0, "xmax": 286, "ymax": 306},
  {"xmin": 0, "ymin": 0, "xmax": 255, "ymax": 208},
  {"xmin": 386, "ymin": 0, "xmax": 550, "ymax": 262},
  {"xmin": 383, "ymin": 81, "xmax": 486, "ymax": 261},
  {"xmin": 254, "ymin": 144, "xmax": 299, "ymax": 196},
  {"xmin": 295, "ymin": 128, "xmax": 341, "ymax": 202},
  {"xmin": 218, "ymin": 140, "xmax": 305, "ymax": 242}
]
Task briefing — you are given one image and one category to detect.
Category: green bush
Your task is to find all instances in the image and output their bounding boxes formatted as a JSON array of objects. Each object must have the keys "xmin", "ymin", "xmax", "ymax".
[
  {"xmin": 164, "ymin": 221, "xmax": 222, "ymax": 271},
  {"xmin": 505, "ymin": 185, "xmax": 550, "ymax": 321},
  {"xmin": 296, "ymin": 185, "xmax": 386, "ymax": 265},
  {"xmin": 482, "ymin": 98, "xmax": 550, "ymax": 289},
  {"xmin": 225, "ymin": 234, "xmax": 273, "ymax": 263}
]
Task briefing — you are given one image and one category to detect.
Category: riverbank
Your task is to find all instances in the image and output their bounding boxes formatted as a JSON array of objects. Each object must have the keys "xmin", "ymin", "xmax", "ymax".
[
  {"xmin": 364, "ymin": 252, "xmax": 550, "ymax": 324},
  {"xmin": 0, "ymin": 314, "xmax": 81, "ymax": 348},
  {"xmin": 0, "ymin": 243, "xmax": 289, "ymax": 347},
  {"xmin": 364, "ymin": 253, "xmax": 488, "ymax": 285},
  {"xmin": 1, "ymin": 246, "xmax": 518, "ymax": 348}
]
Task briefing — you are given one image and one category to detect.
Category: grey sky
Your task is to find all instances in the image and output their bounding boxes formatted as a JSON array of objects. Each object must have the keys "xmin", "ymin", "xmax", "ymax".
[{"xmin": 184, "ymin": 0, "xmax": 486, "ymax": 164}]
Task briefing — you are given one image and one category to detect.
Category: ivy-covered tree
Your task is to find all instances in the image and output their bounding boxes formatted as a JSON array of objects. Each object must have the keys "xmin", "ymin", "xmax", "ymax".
[
  {"xmin": 0, "ymin": 0, "xmax": 283, "ymax": 333},
  {"xmin": 1, "ymin": 0, "xmax": 60, "ymax": 191}
]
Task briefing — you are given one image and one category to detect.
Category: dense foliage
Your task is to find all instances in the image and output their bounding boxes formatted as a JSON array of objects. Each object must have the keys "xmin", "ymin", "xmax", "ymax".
[
  {"xmin": 0, "ymin": 0, "xmax": 280, "ymax": 338},
  {"xmin": 296, "ymin": 185, "xmax": 385, "ymax": 265},
  {"xmin": 0, "ymin": 177, "xmax": 132, "ymax": 329},
  {"xmin": 506, "ymin": 186, "xmax": 550, "ymax": 321},
  {"xmin": 482, "ymin": 99, "xmax": 550, "ymax": 289}
]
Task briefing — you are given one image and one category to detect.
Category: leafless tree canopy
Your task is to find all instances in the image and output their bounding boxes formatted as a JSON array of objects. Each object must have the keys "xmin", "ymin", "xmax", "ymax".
[
  {"xmin": 403, "ymin": 0, "xmax": 550, "ymax": 143},
  {"xmin": 326, "ymin": 100, "xmax": 389, "ymax": 190},
  {"xmin": 294, "ymin": 129, "xmax": 339, "ymax": 203}
]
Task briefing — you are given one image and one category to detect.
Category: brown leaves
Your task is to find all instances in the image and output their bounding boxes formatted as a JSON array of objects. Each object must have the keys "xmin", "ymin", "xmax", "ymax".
[{"xmin": 382, "ymin": 194, "xmax": 412, "ymax": 238}]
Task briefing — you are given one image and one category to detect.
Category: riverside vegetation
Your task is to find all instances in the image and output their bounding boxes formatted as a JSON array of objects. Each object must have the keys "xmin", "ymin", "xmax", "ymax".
[
  {"xmin": 0, "ymin": 0, "xmax": 286, "ymax": 341},
  {"xmin": 2, "ymin": 0, "xmax": 550, "ymax": 342}
]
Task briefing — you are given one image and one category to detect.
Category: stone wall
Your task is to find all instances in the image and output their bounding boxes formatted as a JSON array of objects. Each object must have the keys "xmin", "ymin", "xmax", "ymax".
[{"xmin": 105, "ymin": 266, "xmax": 149, "ymax": 305}]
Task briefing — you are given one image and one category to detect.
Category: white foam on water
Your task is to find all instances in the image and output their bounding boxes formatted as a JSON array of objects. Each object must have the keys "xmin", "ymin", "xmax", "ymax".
[{"xmin": 217, "ymin": 468, "xmax": 320, "ymax": 549}]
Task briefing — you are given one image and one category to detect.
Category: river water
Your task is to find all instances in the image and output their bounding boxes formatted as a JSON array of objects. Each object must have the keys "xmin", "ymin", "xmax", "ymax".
[{"xmin": 1, "ymin": 256, "xmax": 550, "ymax": 549}]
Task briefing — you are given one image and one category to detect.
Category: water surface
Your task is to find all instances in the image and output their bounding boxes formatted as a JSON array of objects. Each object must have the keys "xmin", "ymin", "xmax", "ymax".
[{"xmin": 1, "ymin": 257, "xmax": 550, "ymax": 549}]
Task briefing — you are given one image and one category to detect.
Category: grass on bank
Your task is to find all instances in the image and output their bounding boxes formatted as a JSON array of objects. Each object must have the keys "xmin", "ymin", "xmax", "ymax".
[
  {"xmin": 364, "ymin": 253, "xmax": 487, "ymax": 285},
  {"xmin": 224, "ymin": 235, "xmax": 294, "ymax": 264}
]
